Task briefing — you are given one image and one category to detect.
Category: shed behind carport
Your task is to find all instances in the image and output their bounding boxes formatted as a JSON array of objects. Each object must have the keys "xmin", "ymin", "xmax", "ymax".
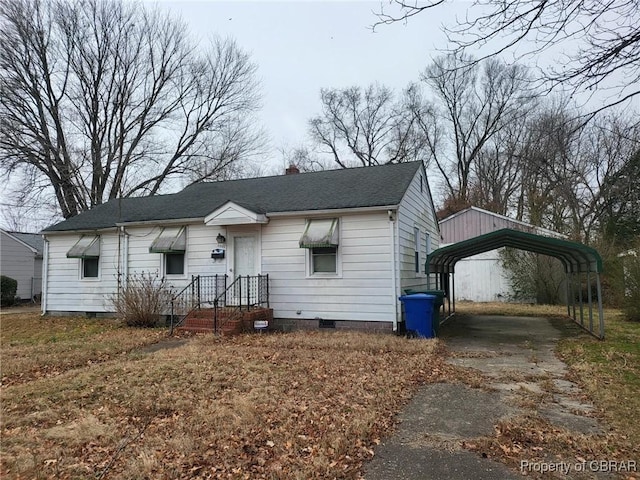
[{"xmin": 427, "ymin": 228, "xmax": 605, "ymax": 339}]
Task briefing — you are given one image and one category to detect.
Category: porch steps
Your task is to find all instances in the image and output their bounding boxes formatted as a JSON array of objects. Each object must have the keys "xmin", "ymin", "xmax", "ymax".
[
  {"xmin": 176, "ymin": 308, "xmax": 244, "ymax": 335},
  {"xmin": 175, "ymin": 307, "xmax": 274, "ymax": 335}
]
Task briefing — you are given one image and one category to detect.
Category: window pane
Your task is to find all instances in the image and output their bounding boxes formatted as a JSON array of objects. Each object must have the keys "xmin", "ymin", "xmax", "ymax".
[
  {"xmin": 166, "ymin": 253, "xmax": 185, "ymax": 275},
  {"xmin": 312, "ymin": 247, "xmax": 337, "ymax": 273},
  {"xmin": 83, "ymin": 258, "xmax": 99, "ymax": 278}
]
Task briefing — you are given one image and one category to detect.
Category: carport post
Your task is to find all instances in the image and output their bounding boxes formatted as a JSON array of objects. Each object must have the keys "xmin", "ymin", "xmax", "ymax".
[
  {"xmin": 578, "ymin": 272, "xmax": 585, "ymax": 327},
  {"xmin": 587, "ymin": 271, "xmax": 594, "ymax": 331},
  {"xmin": 451, "ymin": 272, "xmax": 455, "ymax": 315},
  {"xmin": 565, "ymin": 273, "xmax": 571, "ymax": 317},
  {"xmin": 570, "ymin": 272, "xmax": 577, "ymax": 321},
  {"xmin": 596, "ymin": 273, "xmax": 604, "ymax": 338}
]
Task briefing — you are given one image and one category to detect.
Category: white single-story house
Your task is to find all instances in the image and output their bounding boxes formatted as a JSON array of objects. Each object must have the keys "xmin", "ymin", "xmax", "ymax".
[
  {"xmin": 41, "ymin": 162, "xmax": 439, "ymax": 331},
  {"xmin": 0, "ymin": 229, "xmax": 44, "ymax": 301},
  {"xmin": 438, "ymin": 206, "xmax": 565, "ymax": 302}
]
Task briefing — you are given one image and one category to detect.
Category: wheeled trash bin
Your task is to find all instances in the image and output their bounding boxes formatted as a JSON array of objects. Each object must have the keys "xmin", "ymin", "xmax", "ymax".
[{"xmin": 398, "ymin": 293, "xmax": 436, "ymax": 338}]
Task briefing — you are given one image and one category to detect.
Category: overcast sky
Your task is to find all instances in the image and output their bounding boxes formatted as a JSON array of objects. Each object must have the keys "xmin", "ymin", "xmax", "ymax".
[
  {"xmin": 157, "ymin": 0, "xmax": 468, "ymax": 166},
  {"xmin": 157, "ymin": 1, "xmax": 639, "ymax": 163}
]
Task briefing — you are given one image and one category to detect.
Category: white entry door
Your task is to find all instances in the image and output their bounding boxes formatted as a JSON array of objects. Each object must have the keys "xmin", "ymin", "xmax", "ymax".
[{"xmin": 231, "ymin": 234, "xmax": 258, "ymax": 305}]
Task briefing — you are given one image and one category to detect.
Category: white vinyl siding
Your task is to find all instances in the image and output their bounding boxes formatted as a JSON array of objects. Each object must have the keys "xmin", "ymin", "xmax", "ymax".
[
  {"xmin": 126, "ymin": 224, "xmax": 227, "ymax": 291},
  {"xmin": 397, "ymin": 170, "xmax": 439, "ymax": 292},
  {"xmin": 44, "ymin": 231, "xmax": 119, "ymax": 312},
  {"xmin": 44, "ymin": 224, "xmax": 230, "ymax": 312},
  {"xmin": 42, "ymin": 167, "xmax": 441, "ymax": 321},
  {"xmin": 262, "ymin": 212, "xmax": 394, "ymax": 323},
  {"xmin": 0, "ymin": 231, "xmax": 40, "ymax": 300}
]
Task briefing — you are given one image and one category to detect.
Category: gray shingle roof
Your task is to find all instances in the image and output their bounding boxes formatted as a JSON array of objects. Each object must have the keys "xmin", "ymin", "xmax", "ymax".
[
  {"xmin": 6, "ymin": 231, "xmax": 44, "ymax": 254},
  {"xmin": 43, "ymin": 162, "xmax": 422, "ymax": 233}
]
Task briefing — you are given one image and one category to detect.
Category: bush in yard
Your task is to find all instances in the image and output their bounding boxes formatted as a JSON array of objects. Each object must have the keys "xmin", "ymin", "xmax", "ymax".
[
  {"xmin": 1, "ymin": 275, "xmax": 18, "ymax": 306},
  {"xmin": 111, "ymin": 272, "xmax": 173, "ymax": 327},
  {"xmin": 500, "ymin": 249, "xmax": 565, "ymax": 304}
]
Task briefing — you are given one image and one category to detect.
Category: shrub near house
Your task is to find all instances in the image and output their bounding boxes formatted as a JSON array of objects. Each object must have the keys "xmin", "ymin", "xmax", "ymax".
[{"xmin": 1, "ymin": 275, "xmax": 18, "ymax": 306}]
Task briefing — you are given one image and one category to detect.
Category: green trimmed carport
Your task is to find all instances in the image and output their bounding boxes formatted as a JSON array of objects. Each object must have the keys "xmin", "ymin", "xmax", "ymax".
[{"xmin": 426, "ymin": 228, "xmax": 605, "ymax": 339}]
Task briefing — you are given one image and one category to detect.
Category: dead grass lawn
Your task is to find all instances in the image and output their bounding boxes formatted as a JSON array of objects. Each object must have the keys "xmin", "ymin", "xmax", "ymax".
[
  {"xmin": 1, "ymin": 313, "xmax": 165, "ymax": 386},
  {"xmin": 1, "ymin": 313, "xmax": 442, "ymax": 479},
  {"xmin": 454, "ymin": 300, "xmax": 568, "ymax": 318}
]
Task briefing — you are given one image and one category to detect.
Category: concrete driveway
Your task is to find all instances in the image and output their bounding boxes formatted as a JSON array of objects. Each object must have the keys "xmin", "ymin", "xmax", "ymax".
[{"xmin": 365, "ymin": 315, "xmax": 608, "ymax": 480}]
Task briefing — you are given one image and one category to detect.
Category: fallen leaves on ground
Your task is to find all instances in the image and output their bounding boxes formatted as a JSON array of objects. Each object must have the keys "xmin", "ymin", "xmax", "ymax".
[{"xmin": 1, "ymin": 316, "xmax": 443, "ymax": 479}]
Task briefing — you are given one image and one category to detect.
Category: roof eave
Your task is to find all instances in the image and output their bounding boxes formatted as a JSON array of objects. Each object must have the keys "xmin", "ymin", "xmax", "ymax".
[{"xmin": 266, "ymin": 204, "xmax": 399, "ymax": 217}]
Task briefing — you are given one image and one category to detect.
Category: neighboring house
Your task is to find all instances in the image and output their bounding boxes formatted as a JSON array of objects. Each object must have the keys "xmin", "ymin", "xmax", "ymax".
[
  {"xmin": 438, "ymin": 206, "xmax": 565, "ymax": 302},
  {"xmin": 41, "ymin": 162, "xmax": 439, "ymax": 331},
  {"xmin": 0, "ymin": 229, "xmax": 44, "ymax": 301}
]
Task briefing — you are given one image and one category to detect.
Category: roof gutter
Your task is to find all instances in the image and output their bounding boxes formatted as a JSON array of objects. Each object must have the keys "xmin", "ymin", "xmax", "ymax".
[
  {"xmin": 115, "ymin": 217, "xmax": 205, "ymax": 227},
  {"xmin": 41, "ymin": 227, "xmax": 119, "ymax": 235},
  {"xmin": 267, "ymin": 205, "xmax": 399, "ymax": 218}
]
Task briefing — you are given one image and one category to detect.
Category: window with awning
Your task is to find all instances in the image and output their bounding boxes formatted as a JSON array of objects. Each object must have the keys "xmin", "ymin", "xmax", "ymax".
[
  {"xmin": 67, "ymin": 235, "xmax": 100, "ymax": 258},
  {"xmin": 67, "ymin": 236, "xmax": 100, "ymax": 278},
  {"xmin": 300, "ymin": 219, "xmax": 340, "ymax": 275},
  {"xmin": 299, "ymin": 219, "xmax": 339, "ymax": 248},
  {"xmin": 149, "ymin": 227, "xmax": 186, "ymax": 253}
]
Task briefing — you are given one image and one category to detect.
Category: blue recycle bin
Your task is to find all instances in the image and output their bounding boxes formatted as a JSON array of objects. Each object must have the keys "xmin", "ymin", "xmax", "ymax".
[{"xmin": 399, "ymin": 293, "xmax": 436, "ymax": 338}]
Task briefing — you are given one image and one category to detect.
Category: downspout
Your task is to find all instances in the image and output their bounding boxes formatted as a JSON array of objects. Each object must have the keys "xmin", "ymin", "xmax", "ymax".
[
  {"xmin": 41, "ymin": 236, "xmax": 49, "ymax": 315},
  {"xmin": 120, "ymin": 226, "xmax": 129, "ymax": 289},
  {"xmin": 389, "ymin": 209, "xmax": 398, "ymax": 331}
]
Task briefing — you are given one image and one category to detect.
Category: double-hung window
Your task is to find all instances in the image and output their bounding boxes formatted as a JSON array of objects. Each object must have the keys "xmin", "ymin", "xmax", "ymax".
[
  {"xmin": 299, "ymin": 218, "xmax": 339, "ymax": 275},
  {"xmin": 67, "ymin": 235, "xmax": 100, "ymax": 279},
  {"xmin": 149, "ymin": 227, "xmax": 186, "ymax": 276}
]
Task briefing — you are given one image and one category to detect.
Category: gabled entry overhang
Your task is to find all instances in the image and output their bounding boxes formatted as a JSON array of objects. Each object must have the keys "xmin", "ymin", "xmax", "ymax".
[{"xmin": 204, "ymin": 201, "xmax": 269, "ymax": 226}]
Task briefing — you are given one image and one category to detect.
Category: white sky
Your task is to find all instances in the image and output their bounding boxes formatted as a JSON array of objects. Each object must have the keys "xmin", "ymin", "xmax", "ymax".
[
  {"xmin": 158, "ymin": 0, "xmax": 469, "ymax": 160},
  {"xmin": 157, "ymin": 0, "xmax": 639, "ymax": 166}
]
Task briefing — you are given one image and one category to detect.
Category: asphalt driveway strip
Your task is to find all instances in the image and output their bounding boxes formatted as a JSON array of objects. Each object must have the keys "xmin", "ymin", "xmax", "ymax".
[{"xmin": 365, "ymin": 315, "xmax": 616, "ymax": 480}]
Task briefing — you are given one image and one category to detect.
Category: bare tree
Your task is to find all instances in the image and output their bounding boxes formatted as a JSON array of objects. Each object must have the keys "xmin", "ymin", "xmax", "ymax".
[
  {"xmin": 578, "ymin": 115, "xmax": 640, "ymax": 243},
  {"xmin": 504, "ymin": 102, "xmax": 640, "ymax": 242},
  {"xmin": 308, "ymin": 83, "xmax": 429, "ymax": 168},
  {"xmin": 0, "ymin": 0, "xmax": 262, "ymax": 219},
  {"xmin": 410, "ymin": 54, "xmax": 535, "ymax": 205},
  {"xmin": 278, "ymin": 144, "xmax": 332, "ymax": 173},
  {"xmin": 468, "ymin": 120, "xmax": 527, "ymax": 215},
  {"xmin": 375, "ymin": 0, "xmax": 640, "ymax": 113}
]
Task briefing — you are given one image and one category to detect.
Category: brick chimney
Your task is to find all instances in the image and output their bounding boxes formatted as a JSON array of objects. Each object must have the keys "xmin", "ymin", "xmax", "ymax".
[{"xmin": 285, "ymin": 164, "xmax": 300, "ymax": 175}]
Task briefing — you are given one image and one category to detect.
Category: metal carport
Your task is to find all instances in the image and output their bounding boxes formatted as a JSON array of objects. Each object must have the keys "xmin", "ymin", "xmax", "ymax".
[{"xmin": 426, "ymin": 228, "xmax": 605, "ymax": 339}]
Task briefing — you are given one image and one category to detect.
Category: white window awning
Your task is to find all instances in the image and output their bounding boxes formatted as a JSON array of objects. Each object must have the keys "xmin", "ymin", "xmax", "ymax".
[
  {"xmin": 149, "ymin": 227, "xmax": 186, "ymax": 253},
  {"xmin": 67, "ymin": 235, "xmax": 100, "ymax": 258},
  {"xmin": 299, "ymin": 218, "xmax": 339, "ymax": 248}
]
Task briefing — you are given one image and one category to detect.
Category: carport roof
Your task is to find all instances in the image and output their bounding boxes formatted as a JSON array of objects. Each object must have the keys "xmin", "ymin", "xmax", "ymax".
[{"xmin": 427, "ymin": 228, "xmax": 603, "ymax": 274}]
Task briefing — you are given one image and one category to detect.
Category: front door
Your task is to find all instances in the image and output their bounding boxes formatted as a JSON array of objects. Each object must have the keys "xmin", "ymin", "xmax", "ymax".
[{"xmin": 231, "ymin": 234, "xmax": 258, "ymax": 305}]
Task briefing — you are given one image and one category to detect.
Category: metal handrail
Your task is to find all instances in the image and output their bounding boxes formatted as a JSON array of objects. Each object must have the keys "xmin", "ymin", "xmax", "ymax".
[
  {"xmin": 170, "ymin": 274, "xmax": 269, "ymax": 334},
  {"xmin": 169, "ymin": 274, "xmax": 227, "ymax": 334}
]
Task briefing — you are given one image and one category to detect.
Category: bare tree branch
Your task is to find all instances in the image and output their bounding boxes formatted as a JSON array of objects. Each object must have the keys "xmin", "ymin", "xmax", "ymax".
[
  {"xmin": 308, "ymin": 83, "xmax": 431, "ymax": 168},
  {"xmin": 373, "ymin": 0, "xmax": 640, "ymax": 112},
  {"xmin": 0, "ymin": 0, "xmax": 262, "ymax": 219}
]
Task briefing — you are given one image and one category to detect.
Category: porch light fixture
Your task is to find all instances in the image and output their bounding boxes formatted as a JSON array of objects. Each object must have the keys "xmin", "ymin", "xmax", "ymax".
[{"xmin": 216, "ymin": 233, "xmax": 226, "ymax": 244}]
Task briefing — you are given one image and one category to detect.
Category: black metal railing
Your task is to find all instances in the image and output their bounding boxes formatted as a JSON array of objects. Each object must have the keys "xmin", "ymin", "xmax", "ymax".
[{"xmin": 169, "ymin": 274, "xmax": 269, "ymax": 334}]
